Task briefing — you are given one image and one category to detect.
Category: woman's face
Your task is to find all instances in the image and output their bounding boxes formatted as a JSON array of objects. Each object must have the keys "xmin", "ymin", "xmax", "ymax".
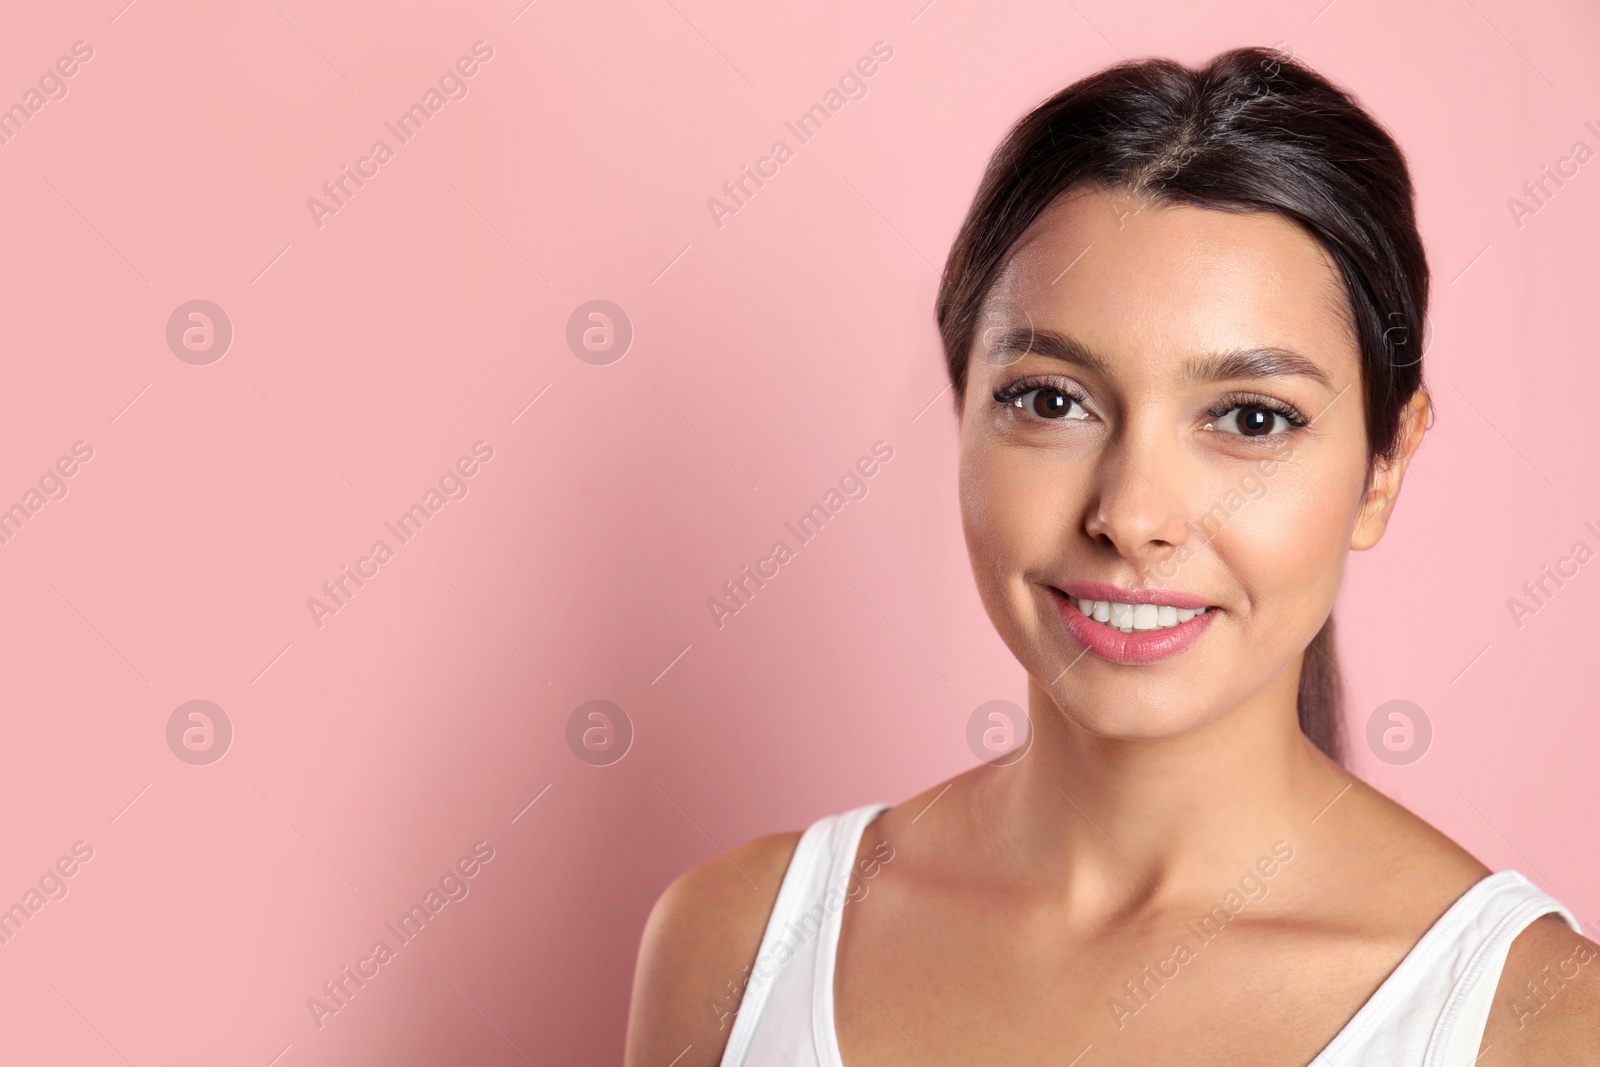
[{"xmin": 958, "ymin": 185, "xmax": 1394, "ymax": 740}]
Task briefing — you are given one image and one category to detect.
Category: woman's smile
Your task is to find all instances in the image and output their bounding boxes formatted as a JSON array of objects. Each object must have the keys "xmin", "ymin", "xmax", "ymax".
[{"xmin": 1049, "ymin": 585, "xmax": 1219, "ymax": 665}]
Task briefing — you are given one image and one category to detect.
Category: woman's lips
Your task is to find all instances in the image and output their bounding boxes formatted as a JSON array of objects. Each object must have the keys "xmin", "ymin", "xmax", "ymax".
[{"xmin": 1050, "ymin": 587, "xmax": 1219, "ymax": 665}]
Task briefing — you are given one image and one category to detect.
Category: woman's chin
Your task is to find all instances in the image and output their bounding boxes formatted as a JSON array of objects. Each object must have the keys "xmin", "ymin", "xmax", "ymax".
[{"xmin": 1039, "ymin": 690, "xmax": 1226, "ymax": 744}]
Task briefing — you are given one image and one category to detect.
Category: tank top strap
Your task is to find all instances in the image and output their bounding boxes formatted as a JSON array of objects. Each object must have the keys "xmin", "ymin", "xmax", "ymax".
[
  {"xmin": 718, "ymin": 803, "xmax": 890, "ymax": 1067},
  {"xmin": 1314, "ymin": 869, "xmax": 1579, "ymax": 1065},
  {"xmin": 1425, "ymin": 871, "xmax": 1581, "ymax": 1065},
  {"xmin": 809, "ymin": 803, "xmax": 892, "ymax": 1062}
]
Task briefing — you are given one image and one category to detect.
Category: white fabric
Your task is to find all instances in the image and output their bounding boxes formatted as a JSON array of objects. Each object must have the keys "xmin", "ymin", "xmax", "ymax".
[{"xmin": 719, "ymin": 803, "xmax": 1580, "ymax": 1067}]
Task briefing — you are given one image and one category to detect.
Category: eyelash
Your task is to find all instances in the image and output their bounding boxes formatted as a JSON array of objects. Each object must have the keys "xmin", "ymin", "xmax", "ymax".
[
  {"xmin": 992, "ymin": 375, "xmax": 1090, "ymax": 411},
  {"xmin": 990, "ymin": 377, "xmax": 1312, "ymax": 437},
  {"xmin": 1204, "ymin": 391, "xmax": 1311, "ymax": 431}
]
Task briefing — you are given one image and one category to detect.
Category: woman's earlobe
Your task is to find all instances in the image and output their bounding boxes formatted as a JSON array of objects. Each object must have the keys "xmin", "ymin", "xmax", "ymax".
[
  {"xmin": 1350, "ymin": 474, "xmax": 1396, "ymax": 550},
  {"xmin": 1351, "ymin": 392, "xmax": 1429, "ymax": 550},
  {"xmin": 1403, "ymin": 389, "xmax": 1432, "ymax": 459},
  {"xmin": 1351, "ymin": 492, "xmax": 1392, "ymax": 549}
]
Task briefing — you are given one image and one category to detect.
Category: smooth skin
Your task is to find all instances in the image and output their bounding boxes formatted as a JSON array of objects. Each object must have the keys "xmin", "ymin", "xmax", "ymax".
[{"xmin": 625, "ymin": 187, "xmax": 1600, "ymax": 1065}]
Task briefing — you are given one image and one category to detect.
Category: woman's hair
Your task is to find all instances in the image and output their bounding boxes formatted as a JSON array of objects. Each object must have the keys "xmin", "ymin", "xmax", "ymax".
[{"xmin": 936, "ymin": 47, "xmax": 1433, "ymax": 765}]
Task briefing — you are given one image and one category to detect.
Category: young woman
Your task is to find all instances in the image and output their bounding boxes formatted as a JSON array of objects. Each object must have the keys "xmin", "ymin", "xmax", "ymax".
[{"xmin": 625, "ymin": 47, "xmax": 1599, "ymax": 1065}]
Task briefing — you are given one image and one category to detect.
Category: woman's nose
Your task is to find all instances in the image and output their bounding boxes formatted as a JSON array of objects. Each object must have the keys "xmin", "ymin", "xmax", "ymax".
[{"xmin": 1081, "ymin": 434, "xmax": 1194, "ymax": 562}]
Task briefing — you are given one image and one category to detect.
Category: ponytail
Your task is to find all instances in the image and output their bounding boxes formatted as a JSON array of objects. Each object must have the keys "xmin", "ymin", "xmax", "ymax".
[{"xmin": 1296, "ymin": 614, "xmax": 1344, "ymax": 763}]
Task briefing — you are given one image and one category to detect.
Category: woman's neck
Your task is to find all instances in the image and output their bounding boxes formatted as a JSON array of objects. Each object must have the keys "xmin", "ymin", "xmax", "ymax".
[{"xmin": 965, "ymin": 664, "xmax": 1350, "ymax": 920}]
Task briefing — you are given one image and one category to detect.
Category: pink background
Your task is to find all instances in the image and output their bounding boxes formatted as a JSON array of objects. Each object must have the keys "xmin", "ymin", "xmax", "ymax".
[{"xmin": 0, "ymin": 0, "xmax": 1596, "ymax": 1062}]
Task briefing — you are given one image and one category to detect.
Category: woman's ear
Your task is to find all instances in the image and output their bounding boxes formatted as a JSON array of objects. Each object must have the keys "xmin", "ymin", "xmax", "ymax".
[{"xmin": 1351, "ymin": 388, "xmax": 1430, "ymax": 551}]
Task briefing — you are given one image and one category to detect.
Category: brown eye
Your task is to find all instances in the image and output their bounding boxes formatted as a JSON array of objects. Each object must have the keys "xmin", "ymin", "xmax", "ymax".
[
  {"xmin": 1214, "ymin": 404, "xmax": 1292, "ymax": 437},
  {"xmin": 1238, "ymin": 407, "xmax": 1277, "ymax": 435},
  {"xmin": 1011, "ymin": 387, "xmax": 1086, "ymax": 420}
]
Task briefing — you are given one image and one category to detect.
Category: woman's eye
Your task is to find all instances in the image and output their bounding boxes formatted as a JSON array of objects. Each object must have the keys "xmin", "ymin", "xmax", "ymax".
[
  {"xmin": 1213, "ymin": 404, "xmax": 1293, "ymax": 437},
  {"xmin": 1009, "ymin": 387, "xmax": 1088, "ymax": 420}
]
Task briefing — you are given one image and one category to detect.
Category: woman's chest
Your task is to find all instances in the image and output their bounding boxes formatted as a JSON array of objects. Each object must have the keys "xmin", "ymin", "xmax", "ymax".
[{"xmin": 831, "ymin": 892, "xmax": 1402, "ymax": 1067}]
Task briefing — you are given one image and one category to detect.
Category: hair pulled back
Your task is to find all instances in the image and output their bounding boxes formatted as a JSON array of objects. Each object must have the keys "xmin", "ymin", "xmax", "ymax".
[{"xmin": 937, "ymin": 47, "xmax": 1432, "ymax": 764}]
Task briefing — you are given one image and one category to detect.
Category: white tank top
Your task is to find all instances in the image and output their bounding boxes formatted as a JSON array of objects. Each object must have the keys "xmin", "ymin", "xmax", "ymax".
[{"xmin": 719, "ymin": 803, "xmax": 1581, "ymax": 1066}]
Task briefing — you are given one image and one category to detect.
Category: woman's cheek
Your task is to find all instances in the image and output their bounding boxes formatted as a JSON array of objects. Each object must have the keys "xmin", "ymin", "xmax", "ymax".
[
  {"xmin": 960, "ymin": 451, "xmax": 1025, "ymax": 593},
  {"xmin": 965, "ymin": 441, "xmax": 1076, "ymax": 554},
  {"xmin": 960, "ymin": 445, "xmax": 1066, "ymax": 635},
  {"xmin": 1221, "ymin": 471, "xmax": 1349, "ymax": 628}
]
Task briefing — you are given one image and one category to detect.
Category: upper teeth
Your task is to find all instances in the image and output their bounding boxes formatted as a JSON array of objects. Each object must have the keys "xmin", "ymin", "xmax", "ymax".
[{"xmin": 1074, "ymin": 598, "xmax": 1208, "ymax": 633}]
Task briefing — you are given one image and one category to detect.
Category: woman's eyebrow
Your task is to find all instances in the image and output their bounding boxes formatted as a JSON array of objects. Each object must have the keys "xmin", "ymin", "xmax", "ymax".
[
  {"xmin": 1180, "ymin": 347, "xmax": 1333, "ymax": 388},
  {"xmin": 989, "ymin": 327, "xmax": 1332, "ymax": 389},
  {"xmin": 986, "ymin": 327, "xmax": 1113, "ymax": 375}
]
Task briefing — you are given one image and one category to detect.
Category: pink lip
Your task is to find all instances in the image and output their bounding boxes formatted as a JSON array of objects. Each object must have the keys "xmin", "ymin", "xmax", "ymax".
[
  {"xmin": 1050, "ymin": 587, "xmax": 1219, "ymax": 665},
  {"xmin": 1057, "ymin": 581, "xmax": 1213, "ymax": 611}
]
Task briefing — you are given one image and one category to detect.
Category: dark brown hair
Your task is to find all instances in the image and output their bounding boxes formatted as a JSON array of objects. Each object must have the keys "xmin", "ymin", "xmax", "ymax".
[{"xmin": 936, "ymin": 46, "xmax": 1433, "ymax": 765}]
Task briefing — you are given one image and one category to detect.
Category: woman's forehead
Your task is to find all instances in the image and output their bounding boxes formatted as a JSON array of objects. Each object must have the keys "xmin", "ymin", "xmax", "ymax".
[{"xmin": 984, "ymin": 188, "xmax": 1359, "ymax": 377}]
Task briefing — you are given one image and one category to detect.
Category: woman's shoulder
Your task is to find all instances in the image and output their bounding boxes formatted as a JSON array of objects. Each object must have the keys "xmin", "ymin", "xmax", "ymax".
[
  {"xmin": 1481, "ymin": 912, "xmax": 1600, "ymax": 1059},
  {"xmin": 1345, "ymin": 778, "xmax": 1600, "ymax": 1055},
  {"xmin": 623, "ymin": 828, "xmax": 805, "ymax": 1067}
]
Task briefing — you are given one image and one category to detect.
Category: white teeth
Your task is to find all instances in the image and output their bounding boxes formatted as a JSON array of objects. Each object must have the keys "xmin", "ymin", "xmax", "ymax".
[{"xmin": 1072, "ymin": 595, "xmax": 1210, "ymax": 633}]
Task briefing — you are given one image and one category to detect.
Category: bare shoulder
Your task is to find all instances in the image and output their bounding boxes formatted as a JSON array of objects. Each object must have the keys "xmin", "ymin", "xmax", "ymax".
[
  {"xmin": 1478, "ymin": 911, "xmax": 1600, "ymax": 1062},
  {"xmin": 1342, "ymin": 776, "xmax": 1490, "ymax": 884},
  {"xmin": 1315, "ymin": 776, "xmax": 1491, "ymax": 926},
  {"xmin": 623, "ymin": 830, "xmax": 803, "ymax": 1067}
]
